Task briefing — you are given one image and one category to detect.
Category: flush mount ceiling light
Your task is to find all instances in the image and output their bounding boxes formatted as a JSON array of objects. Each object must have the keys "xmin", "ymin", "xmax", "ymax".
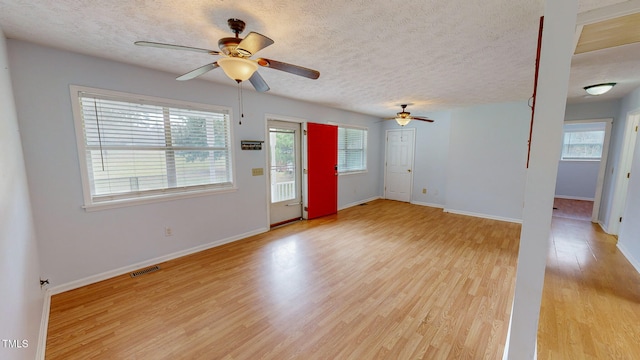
[{"xmin": 584, "ymin": 83, "xmax": 616, "ymax": 96}]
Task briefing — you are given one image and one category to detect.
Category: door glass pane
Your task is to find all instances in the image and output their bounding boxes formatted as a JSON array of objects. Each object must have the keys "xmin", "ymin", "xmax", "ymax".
[{"xmin": 269, "ymin": 128, "xmax": 296, "ymax": 203}]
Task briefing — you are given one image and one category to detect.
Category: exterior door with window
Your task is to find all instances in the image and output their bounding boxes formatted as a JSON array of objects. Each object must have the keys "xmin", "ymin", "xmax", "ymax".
[
  {"xmin": 385, "ymin": 128, "xmax": 415, "ymax": 202},
  {"xmin": 268, "ymin": 121, "xmax": 302, "ymax": 226}
]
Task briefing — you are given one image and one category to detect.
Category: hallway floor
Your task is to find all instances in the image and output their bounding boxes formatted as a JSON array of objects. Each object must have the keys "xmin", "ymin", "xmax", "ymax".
[{"xmin": 538, "ymin": 199, "xmax": 640, "ymax": 359}]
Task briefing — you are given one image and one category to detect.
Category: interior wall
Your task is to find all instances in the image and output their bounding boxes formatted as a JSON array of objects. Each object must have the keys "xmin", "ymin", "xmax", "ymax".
[
  {"xmin": 7, "ymin": 39, "xmax": 383, "ymax": 288},
  {"xmin": 616, "ymin": 86, "xmax": 640, "ymax": 271},
  {"xmin": 555, "ymin": 161, "xmax": 600, "ymax": 200},
  {"xmin": 0, "ymin": 31, "xmax": 43, "ymax": 360},
  {"xmin": 445, "ymin": 101, "xmax": 530, "ymax": 222}
]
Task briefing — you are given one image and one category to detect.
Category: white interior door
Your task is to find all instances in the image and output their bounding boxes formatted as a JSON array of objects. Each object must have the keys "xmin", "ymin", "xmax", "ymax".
[
  {"xmin": 610, "ymin": 113, "xmax": 639, "ymax": 233},
  {"xmin": 268, "ymin": 120, "xmax": 302, "ymax": 226},
  {"xmin": 385, "ymin": 128, "xmax": 415, "ymax": 202}
]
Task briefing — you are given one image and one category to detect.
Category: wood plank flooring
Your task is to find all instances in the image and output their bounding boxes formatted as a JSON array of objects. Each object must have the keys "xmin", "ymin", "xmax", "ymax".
[
  {"xmin": 552, "ymin": 198, "xmax": 594, "ymax": 221},
  {"xmin": 538, "ymin": 201, "xmax": 640, "ymax": 359},
  {"xmin": 46, "ymin": 200, "xmax": 521, "ymax": 359},
  {"xmin": 45, "ymin": 199, "xmax": 640, "ymax": 359}
]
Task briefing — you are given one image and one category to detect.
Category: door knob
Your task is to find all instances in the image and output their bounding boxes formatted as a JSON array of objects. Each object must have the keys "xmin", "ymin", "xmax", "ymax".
[{"xmin": 407, "ymin": 169, "xmax": 412, "ymax": 173}]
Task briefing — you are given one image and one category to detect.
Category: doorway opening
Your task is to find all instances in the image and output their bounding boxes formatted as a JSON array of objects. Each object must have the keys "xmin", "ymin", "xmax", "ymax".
[
  {"xmin": 267, "ymin": 120, "xmax": 303, "ymax": 227},
  {"xmin": 554, "ymin": 119, "xmax": 612, "ymax": 223}
]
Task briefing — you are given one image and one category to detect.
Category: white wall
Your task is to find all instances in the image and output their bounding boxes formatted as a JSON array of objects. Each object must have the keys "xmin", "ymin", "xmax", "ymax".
[
  {"xmin": 555, "ymin": 160, "xmax": 600, "ymax": 199},
  {"xmin": 7, "ymin": 39, "xmax": 383, "ymax": 288},
  {"xmin": 617, "ymin": 86, "xmax": 640, "ymax": 272},
  {"xmin": 0, "ymin": 31, "xmax": 43, "ymax": 360},
  {"xmin": 445, "ymin": 101, "xmax": 530, "ymax": 222}
]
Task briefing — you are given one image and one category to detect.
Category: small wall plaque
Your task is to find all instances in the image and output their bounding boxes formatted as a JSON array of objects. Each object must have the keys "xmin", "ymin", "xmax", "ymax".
[{"xmin": 241, "ymin": 140, "xmax": 263, "ymax": 150}]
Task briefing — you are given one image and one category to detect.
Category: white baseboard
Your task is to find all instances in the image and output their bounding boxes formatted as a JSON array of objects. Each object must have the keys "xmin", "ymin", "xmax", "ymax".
[
  {"xmin": 48, "ymin": 227, "xmax": 269, "ymax": 295},
  {"xmin": 338, "ymin": 196, "xmax": 382, "ymax": 210},
  {"xmin": 36, "ymin": 289, "xmax": 52, "ymax": 360},
  {"xmin": 617, "ymin": 242, "xmax": 640, "ymax": 274},
  {"xmin": 410, "ymin": 200, "xmax": 444, "ymax": 209},
  {"xmin": 443, "ymin": 208, "xmax": 523, "ymax": 224},
  {"xmin": 597, "ymin": 220, "xmax": 611, "ymax": 234},
  {"xmin": 554, "ymin": 195, "xmax": 595, "ymax": 201}
]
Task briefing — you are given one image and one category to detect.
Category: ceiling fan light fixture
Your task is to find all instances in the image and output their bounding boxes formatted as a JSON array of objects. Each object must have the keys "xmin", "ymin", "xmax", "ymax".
[
  {"xmin": 584, "ymin": 82, "xmax": 616, "ymax": 96},
  {"xmin": 217, "ymin": 56, "xmax": 258, "ymax": 82},
  {"xmin": 395, "ymin": 117, "xmax": 412, "ymax": 126}
]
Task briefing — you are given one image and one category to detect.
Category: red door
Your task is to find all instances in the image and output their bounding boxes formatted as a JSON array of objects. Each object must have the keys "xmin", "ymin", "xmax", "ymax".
[{"xmin": 307, "ymin": 123, "xmax": 337, "ymax": 219}]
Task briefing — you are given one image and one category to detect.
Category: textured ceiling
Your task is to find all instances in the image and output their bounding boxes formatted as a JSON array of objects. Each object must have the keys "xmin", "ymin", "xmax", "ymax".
[{"xmin": 0, "ymin": 0, "xmax": 638, "ymax": 118}]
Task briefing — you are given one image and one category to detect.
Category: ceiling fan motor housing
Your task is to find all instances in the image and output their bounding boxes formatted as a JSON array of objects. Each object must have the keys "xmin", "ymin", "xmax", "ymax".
[{"xmin": 218, "ymin": 37, "xmax": 241, "ymax": 56}]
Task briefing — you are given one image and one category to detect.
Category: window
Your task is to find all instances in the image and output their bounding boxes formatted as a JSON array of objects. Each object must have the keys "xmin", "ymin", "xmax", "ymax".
[
  {"xmin": 561, "ymin": 123, "xmax": 606, "ymax": 160},
  {"xmin": 337, "ymin": 126, "xmax": 367, "ymax": 173},
  {"xmin": 71, "ymin": 86, "xmax": 234, "ymax": 208}
]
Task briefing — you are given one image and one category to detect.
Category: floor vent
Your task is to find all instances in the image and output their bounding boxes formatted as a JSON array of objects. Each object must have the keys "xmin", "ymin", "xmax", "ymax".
[
  {"xmin": 359, "ymin": 203, "xmax": 368, "ymax": 206},
  {"xmin": 130, "ymin": 265, "xmax": 160, "ymax": 278}
]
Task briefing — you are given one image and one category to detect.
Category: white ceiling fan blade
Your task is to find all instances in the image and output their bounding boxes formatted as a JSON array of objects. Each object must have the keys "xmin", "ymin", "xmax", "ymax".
[
  {"xmin": 135, "ymin": 41, "xmax": 219, "ymax": 55},
  {"xmin": 176, "ymin": 62, "xmax": 219, "ymax": 81},
  {"xmin": 249, "ymin": 72, "xmax": 270, "ymax": 92}
]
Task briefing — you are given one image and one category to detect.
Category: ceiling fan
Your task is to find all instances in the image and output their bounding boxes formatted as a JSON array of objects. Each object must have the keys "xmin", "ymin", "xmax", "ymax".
[
  {"xmin": 134, "ymin": 18, "xmax": 320, "ymax": 92},
  {"xmin": 386, "ymin": 104, "xmax": 435, "ymax": 126}
]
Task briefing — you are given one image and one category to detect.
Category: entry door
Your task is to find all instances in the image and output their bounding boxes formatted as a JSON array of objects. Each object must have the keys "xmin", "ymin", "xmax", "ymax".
[
  {"xmin": 268, "ymin": 120, "xmax": 302, "ymax": 226},
  {"xmin": 385, "ymin": 128, "xmax": 415, "ymax": 202},
  {"xmin": 307, "ymin": 123, "xmax": 338, "ymax": 219}
]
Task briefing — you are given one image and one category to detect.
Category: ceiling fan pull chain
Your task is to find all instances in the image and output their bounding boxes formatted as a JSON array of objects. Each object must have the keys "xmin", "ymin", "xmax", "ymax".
[{"xmin": 237, "ymin": 80, "xmax": 244, "ymax": 125}]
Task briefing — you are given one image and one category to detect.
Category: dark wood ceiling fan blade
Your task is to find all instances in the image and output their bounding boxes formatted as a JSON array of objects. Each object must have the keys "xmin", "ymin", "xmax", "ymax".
[
  {"xmin": 412, "ymin": 116, "xmax": 435, "ymax": 123},
  {"xmin": 176, "ymin": 62, "xmax": 219, "ymax": 81},
  {"xmin": 248, "ymin": 71, "xmax": 270, "ymax": 92},
  {"xmin": 134, "ymin": 41, "xmax": 219, "ymax": 55},
  {"xmin": 257, "ymin": 58, "xmax": 320, "ymax": 79},
  {"xmin": 236, "ymin": 32, "xmax": 274, "ymax": 56}
]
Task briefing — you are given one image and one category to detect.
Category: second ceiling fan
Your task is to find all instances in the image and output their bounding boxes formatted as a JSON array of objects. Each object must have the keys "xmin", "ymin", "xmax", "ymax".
[
  {"xmin": 135, "ymin": 18, "xmax": 320, "ymax": 92},
  {"xmin": 386, "ymin": 104, "xmax": 435, "ymax": 126}
]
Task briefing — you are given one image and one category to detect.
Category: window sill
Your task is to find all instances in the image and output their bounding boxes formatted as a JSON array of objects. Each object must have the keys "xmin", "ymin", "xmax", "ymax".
[
  {"xmin": 559, "ymin": 158, "xmax": 601, "ymax": 162},
  {"xmin": 83, "ymin": 187, "xmax": 238, "ymax": 212},
  {"xmin": 338, "ymin": 170, "xmax": 368, "ymax": 176}
]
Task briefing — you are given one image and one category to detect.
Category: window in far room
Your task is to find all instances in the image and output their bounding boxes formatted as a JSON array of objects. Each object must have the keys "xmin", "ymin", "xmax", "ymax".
[
  {"xmin": 337, "ymin": 126, "xmax": 367, "ymax": 173},
  {"xmin": 561, "ymin": 122, "xmax": 606, "ymax": 160}
]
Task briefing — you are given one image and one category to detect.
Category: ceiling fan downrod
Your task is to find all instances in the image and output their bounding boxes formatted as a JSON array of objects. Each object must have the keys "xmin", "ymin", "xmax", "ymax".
[{"xmin": 227, "ymin": 18, "xmax": 246, "ymax": 38}]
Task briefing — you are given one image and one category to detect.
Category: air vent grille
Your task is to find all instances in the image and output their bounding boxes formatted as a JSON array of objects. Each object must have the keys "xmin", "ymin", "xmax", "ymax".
[{"xmin": 130, "ymin": 265, "xmax": 160, "ymax": 278}]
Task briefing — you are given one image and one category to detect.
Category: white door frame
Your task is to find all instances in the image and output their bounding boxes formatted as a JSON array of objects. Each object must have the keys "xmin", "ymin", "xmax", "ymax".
[
  {"xmin": 607, "ymin": 110, "xmax": 640, "ymax": 234},
  {"xmin": 264, "ymin": 114, "xmax": 307, "ymax": 226},
  {"xmin": 562, "ymin": 118, "xmax": 613, "ymax": 222},
  {"xmin": 383, "ymin": 128, "xmax": 415, "ymax": 202}
]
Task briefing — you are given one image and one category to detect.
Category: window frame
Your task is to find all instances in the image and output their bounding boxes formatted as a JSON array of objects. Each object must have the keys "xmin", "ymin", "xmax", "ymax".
[
  {"xmin": 70, "ymin": 85, "xmax": 236, "ymax": 211},
  {"xmin": 336, "ymin": 124, "xmax": 368, "ymax": 175},
  {"xmin": 560, "ymin": 126, "xmax": 606, "ymax": 162}
]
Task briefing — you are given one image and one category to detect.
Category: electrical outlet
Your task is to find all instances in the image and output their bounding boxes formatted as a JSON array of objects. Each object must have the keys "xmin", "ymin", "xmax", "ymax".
[
  {"xmin": 164, "ymin": 227, "xmax": 173, "ymax": 237},
  {"xmin": 422, "ymin": 188, "xmax": 427, "ymax": 194}
]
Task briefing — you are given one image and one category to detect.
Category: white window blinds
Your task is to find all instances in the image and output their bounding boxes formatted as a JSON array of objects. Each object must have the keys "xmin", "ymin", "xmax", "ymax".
[
  {"xmin": 338, "ymin": 126, "xmax": 367, "ymax": 173},
  {"xmin": 74, "ymin": 89, "xmax": 233, "ymax": 206}
]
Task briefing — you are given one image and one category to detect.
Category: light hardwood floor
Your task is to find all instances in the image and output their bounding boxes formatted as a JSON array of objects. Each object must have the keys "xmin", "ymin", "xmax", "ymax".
[
  {"xmin": 45, "ymin": 199, "xmax": 640, "ymax": 359},
  {"xmin": 539, "ymin": 200, "xmax": 640, "ymax": 359}
]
